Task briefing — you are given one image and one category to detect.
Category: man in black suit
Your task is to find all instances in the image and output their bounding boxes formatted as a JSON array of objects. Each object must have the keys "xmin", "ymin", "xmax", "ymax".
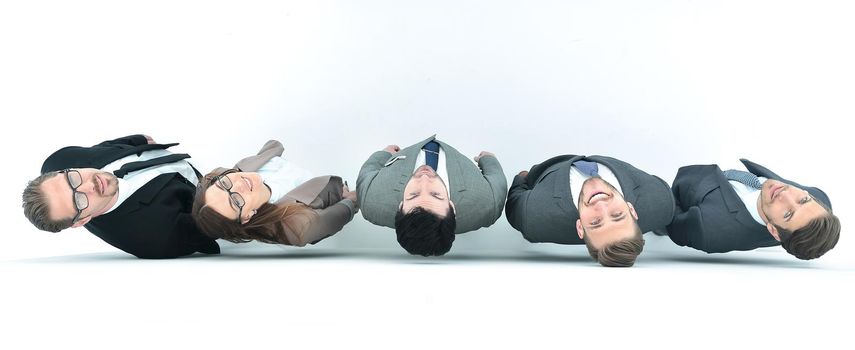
[
  {"xmin": 506, "ymin": 155, "xmax": 674, "ymax": 267},
  {"xmin": 22, "ymin": 134, "xmax": 219, "ymax": 259},
  {"xmin": 666, "ymin": 159, "xmax": 840, "ymax": 259}
]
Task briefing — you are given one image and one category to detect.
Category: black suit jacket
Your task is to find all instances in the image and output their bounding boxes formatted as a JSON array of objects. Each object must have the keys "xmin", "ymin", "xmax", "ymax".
[
  {"xmin": 666, "ymin": 159, "xmax": 831, "ymax": 253},
  {"xmin": 41, "ymin": 134, "xmax": 220, "ymax": 259},
  {"xmin": 506, "ymin": 155, "xmax": 675, "ymax": 244}
]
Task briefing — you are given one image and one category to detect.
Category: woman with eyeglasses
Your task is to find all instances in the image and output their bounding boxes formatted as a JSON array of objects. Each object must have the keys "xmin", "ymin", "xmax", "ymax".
[{"xmin": 191, "ymin": 140, "xmax": 357, "ymax": 247}]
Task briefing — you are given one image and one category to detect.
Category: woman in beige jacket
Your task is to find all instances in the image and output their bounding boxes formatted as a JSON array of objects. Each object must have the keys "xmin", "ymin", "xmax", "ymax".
[{"xmin": 192, "ymin": 140, "xmax": 357, "ymax": 247}]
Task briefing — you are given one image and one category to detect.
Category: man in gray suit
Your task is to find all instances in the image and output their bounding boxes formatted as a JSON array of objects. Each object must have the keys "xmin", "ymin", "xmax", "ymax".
[
  {"xmin": 506, "ymin": 155, "xmax": 674, "ymax": 267},
  {"xmin": 357, "ymin": 135, "xmax": 507, "ymax": 256}
]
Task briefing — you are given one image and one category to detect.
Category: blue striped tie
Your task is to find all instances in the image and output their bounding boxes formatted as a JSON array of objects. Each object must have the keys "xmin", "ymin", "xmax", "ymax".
[
  {"xmin": 423, "ymin": 141, "xmax": 440, "ymax": 171},
  {"xmin": 723, "ymin": 169, "xmax": 762, "ymax": 189},
  {"xmin": 573, "ymin": 160, "xmax": 599, "ymax": 177}
]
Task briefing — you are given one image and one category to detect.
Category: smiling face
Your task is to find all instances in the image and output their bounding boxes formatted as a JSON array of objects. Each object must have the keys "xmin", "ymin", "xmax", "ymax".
[
  {"xmin": 401, "ymin": 165, "xmax": 454, "ymax": 217},
  {"xmin": 575, "ymin": 177, "xmax": 639, "ymax": 250},
  {"xmin": 203, "ymin": 170, "xmax": 270, "ymax": 224},
  {"xmin": 42, "ymin": 169, "xmax": 120, "ymax": 227},
  {"xmin": 758, "ymin": 179, "xmax": 828, "ymax": 240}
]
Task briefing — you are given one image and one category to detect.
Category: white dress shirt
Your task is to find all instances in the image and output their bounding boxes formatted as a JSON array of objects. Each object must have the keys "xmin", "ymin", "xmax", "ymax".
[
  {"xmin": 256, "ymin": 156, "xmax": 315, "ymax": 203},
  {"xmin": 728, "ymin": 176, "xmax": 769, "ymax": 225}
]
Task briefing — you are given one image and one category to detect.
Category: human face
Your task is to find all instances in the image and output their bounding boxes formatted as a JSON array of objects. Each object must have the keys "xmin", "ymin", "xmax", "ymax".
[
  {"xmin": 575, "ymin": 177, "xmax": 639, "ymax": 249},
  {"xmin": 758, "ymin": 179, "xmax": 828, "ymax": 240},
  {"xmin": 204, "ymin": 169, "xmax": 270, "ymax": 224},
  {"xmin": 401, "ymin": 165, "xmax": 454, "ymax": 217},
  {"xmin": 42, "ymin": 168, "xmax": 119, "ymax": 227}
]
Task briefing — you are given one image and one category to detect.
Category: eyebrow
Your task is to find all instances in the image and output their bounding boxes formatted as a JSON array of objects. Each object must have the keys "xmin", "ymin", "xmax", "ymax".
[
  {"xmin": 406, "ymin": 192, "xmax": 445, "ymax": 200},
  {"xmin": 589, "ymin": 214, "xmax": 627, "ymax": 230}
]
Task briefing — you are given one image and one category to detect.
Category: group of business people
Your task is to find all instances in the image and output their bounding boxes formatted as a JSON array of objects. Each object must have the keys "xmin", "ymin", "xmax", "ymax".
[{"xmin": 22, "ymin": 134, "xmax": 840, "ymax": 266}]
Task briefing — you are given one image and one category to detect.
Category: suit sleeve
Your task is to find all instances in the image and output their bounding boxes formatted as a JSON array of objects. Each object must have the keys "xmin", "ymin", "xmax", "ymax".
[
  {"xmin": 286, "ymin": 200, "xmax": 356, "ymax": 247},
  {"xmin": 477, "ymin": 155, "xmax": 508, "ymax": 222},
  {"xmin": 95, "ymin": 134, "xmax": 149, "ymax": 147},
  {"xmin": 505, "ymin": 173, "xmax": 530, "ymax": 233},
  {"xmin": 356, "ymin": 150, "xmax": 392, "ymax": 209},
  {"xmin": 666, "ymin": 179, "xmax": 704, "ymax": 250}
]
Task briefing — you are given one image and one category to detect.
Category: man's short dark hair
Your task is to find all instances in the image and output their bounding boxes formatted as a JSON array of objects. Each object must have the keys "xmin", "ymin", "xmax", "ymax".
[
  {"xmin": 22, "ymin": 172, "xmax": 73, "ymax": 233},
  {"xmin": 394, "ymin": 206, "xmax": 456, "ymax": 257},
  {"xmin": 776, "ymin": 212, "xmax": 840, "ymax": 260}
]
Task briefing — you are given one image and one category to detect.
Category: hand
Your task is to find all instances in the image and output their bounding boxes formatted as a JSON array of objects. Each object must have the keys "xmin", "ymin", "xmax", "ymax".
[
  {"xmin": 474, "ymin": 151, "xmax": 495, "ymax": 163},
  {"xmin": 383, "ymin": 145, "xmax": 400, "ymax": 154},
  {"xmin": 342, "ymin": 183, "xmax": 357, "ymax": 205},
  {"xmin": 144, "ymin": 135, "xmax": 155, "ymax": 144},
  {"xmin": 518, "ymin": 170, "xmax": 529, "ymax": 178}
]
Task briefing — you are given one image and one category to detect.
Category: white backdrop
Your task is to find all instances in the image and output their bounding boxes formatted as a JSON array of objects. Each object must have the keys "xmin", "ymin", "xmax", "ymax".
[{"xmin": 1, "ymin": 1, "xmax": 853, "ymax": 348}]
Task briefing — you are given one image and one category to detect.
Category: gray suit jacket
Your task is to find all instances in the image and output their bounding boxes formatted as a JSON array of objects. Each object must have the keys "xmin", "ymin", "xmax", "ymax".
[
  {"xmin": 220, "ymin": 140, "xmax": 356, "ymax": 246},
  {"xmin": 356, "ymin": 135, "xmax": 508, "ymax": 234},
  {"xmin": 506, "ymin": 155, "xmax": 675, "ymax": 244}
]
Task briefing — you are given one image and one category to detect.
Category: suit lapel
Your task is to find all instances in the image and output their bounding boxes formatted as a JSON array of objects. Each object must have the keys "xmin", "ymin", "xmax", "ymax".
[
  {"xmin": 552, "ymin": 158, "xmax": 577, "ymax": 213},
  {"xmin": 708, "ymin": 167, "xmax": 761, "ymax": 228}
]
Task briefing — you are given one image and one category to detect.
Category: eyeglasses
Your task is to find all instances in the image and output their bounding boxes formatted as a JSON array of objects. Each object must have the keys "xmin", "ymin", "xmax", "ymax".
[
  {"xmin": 212, "ymin": 169, "xmax": 246, "ymax": 224},
  {"xmin": 59, "ymin": 169, "xmax": 88, "ymax": 223}
]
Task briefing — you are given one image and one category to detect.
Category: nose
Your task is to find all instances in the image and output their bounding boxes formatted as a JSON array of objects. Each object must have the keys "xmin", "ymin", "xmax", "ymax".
[
  {"xmin": 779, "ymin": 186, "xmax": 797, "ymax": 204},
  {"xmin": 77, "ymin": 176, "xmax": 98, "ymax": 195}
]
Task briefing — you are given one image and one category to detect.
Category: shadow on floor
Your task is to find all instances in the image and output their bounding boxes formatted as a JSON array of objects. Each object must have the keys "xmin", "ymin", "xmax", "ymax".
[{"xmin": 7, "ymin": 248, "xmax": 828, "ymax": 269}]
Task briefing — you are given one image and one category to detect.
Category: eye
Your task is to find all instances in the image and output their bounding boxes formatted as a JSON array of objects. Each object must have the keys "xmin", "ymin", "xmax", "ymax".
[
  {"xmin": 591, "ymin": 218, "xmax": 602, "ymax": 225},
  {"xmin": 800, "ymin": 197, "xmax": 810, "ymax": 205},
  {"xmin": 784, "ymin": 210, "xmax": 793, "ymax": 219},
  {"xmin": 612, "ymin": 211, "xmax": 623, "ymax": 218}
]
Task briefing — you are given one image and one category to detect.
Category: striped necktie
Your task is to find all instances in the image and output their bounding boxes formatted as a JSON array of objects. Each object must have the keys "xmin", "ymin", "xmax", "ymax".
[
  {"xmin": 723, "ymin": 169, "xmax": 762, "ymax": 189},
  {"xmin": 423, "ymin": 141, "xmax": 440, "ymax": 171}
]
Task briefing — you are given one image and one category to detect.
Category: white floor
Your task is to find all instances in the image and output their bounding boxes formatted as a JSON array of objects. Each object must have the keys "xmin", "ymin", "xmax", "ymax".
[{"xmin": 3, "ymin": 233, "xmax": 853, "ymax": 349}]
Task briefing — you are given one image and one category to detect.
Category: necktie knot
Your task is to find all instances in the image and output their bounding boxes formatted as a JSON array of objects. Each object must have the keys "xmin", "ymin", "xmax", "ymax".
[{"xmin": 573, "ymin": 160, "xmax": 599, "ymax": 177}]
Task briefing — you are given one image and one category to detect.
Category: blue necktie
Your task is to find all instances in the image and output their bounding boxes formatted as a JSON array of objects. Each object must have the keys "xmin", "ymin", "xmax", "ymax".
[
  {"xmin": 723, "ymin": 169, "xmax": 762, "ymax": 189},
  {"xmin": 423, "ymin": 141, "xmax": 440, "ymax": 171},
  {"xmin": 573, "ymin": 160, "xmax": 599, "ymax": 177}
]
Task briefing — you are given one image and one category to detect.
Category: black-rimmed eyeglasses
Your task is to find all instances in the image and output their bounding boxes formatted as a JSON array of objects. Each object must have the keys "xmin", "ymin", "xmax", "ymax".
[
  {"xmin": 59, "ymin": 169, "xmax": 88, "ymax": 223},
  {"xmin": 212, "ymin": 169, "xmax": 246, "ymax": 224}
]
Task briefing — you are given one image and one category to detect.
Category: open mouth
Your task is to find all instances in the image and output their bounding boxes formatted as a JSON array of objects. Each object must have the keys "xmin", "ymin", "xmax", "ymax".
[{"xmin": 587, "ymin": 191, "xmax": 610, "ymax": 205}]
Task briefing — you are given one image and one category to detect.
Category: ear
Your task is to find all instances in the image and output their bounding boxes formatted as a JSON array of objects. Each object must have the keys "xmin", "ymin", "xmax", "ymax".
[
  {"xmin": 627, "ymin": 202, "xmax": 639, "ymax": 220},
  {"xmin": 241, "ymin": 209, "xmax": 257, "ymax": 225},
  {"xmin": 449, "ymin": 201, "xmax": 456, "ymax": 215},
  {"xmin": 576, "ymin": 219, "xmax": 584, "ymax": 239},
  {"xmin": 72, "ymin": 216, "xmax": 92, "ymax": 228},
  {"xmin": 766, "ymin": 222, "xmax": 781, "ymax": 241},
  {"xmin": 399, "ymin": 201, "xmax": 403, "ymax": 210}
]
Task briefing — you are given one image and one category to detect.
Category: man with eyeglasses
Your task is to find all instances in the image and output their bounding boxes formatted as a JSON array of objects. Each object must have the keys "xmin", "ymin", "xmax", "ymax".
[
  {"xmin": 22, "ymin": 134, "xmax": 219, "ymax": 259},
  {"xmin": 666, "ymin": 159, "xmax": 840, "ymax": 259}
]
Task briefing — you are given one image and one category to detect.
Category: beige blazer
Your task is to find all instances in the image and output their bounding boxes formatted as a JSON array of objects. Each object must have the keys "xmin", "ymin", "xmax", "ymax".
[{"xmin": 222, "ymin": 140, "xmax": 357, "ymax": 246}]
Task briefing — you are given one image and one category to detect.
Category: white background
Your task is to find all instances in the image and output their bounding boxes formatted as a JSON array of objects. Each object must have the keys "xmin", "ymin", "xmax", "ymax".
[{"xmin": 1, "ymin": 1, "xmax": 853, "ymax": 349}]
